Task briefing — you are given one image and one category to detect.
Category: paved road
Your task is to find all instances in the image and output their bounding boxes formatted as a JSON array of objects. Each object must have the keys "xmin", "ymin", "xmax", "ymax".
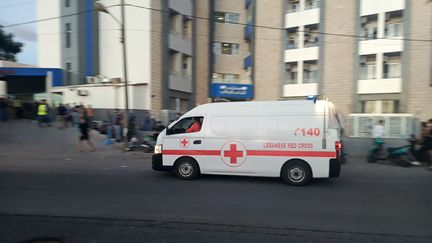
[{"xmin": 0, "ymin": 121, "xmax": 431, "ymax": 243}]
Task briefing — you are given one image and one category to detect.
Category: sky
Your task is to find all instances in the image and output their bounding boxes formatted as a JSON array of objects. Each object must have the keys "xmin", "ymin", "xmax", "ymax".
[{"xmin": 0, "ymin": 0, "xmax": 37, "ymax": 65}]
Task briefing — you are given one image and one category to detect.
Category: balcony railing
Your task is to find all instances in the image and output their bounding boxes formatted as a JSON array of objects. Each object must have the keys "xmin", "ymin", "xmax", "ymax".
[{"xmin": 362, "ymin": 27, "xmax": 378, "ymax": 40}]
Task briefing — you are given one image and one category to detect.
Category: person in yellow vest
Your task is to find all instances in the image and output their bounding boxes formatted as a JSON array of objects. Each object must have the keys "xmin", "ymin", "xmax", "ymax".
[{"xmin": 37, "ymin": 99, "xmax": 50, "ymax": 127}]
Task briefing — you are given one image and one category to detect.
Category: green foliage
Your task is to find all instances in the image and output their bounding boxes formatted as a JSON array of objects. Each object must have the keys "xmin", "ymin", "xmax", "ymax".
[{"xmin": 0, "ymin": 27, "xmax": 23, "ymax": 62}]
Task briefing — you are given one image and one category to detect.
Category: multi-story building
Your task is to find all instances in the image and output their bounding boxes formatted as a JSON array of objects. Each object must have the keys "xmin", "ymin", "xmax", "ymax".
[
  {"xmin": 37, "ymin": 0, "xmax": 200, "ymax": 122},
  {"xmin": 207, "ymin": 0, "xmax": 255, "ymax": 101},
  {"xmin": 37, "ymin": 0, "xmax": 432, "ymax": 125}
]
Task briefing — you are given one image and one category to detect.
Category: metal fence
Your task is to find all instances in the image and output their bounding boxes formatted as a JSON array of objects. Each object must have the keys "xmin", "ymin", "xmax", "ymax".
[{"xmin": 348, "ymin": 114, "xmax": 420, "ymax": 138}]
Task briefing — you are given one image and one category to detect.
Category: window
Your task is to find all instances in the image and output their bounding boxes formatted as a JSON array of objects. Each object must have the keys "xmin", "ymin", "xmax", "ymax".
[
  {"xmin": 65, "ymin": 23, "xmax": 71, "ymax": 48},
  {"xmin": 66, "ymin": 62, "xmax": 72, "ymax": 84},
  {"xmin": 212, "ymin": 73, "xmax": 240, "ymax": 84},
  {"xmin": 286, "ymin": 28, "xmax": 298, "ymax": 49},
  {"xmin": 361, "ymin": 100, "xmax": 399, "ymax": 113},
  {"xmin": 65, "ymin": 0, "xmax": 70, "ymax": 7},
  {"xmin": 167, "ymin": 116, "xmax": 203, "ymax": 135},
  {"xmin": 386, "ymin": 23, "xmax": 403, "ymax": 38},
  {"xmin": 305, "ymin": 0, "xmax": 319, "ymax": 10},
  {"xmin": 213, "ymin": 42, "xmax": 240, "ymax": 55},
  {"xmin": 360, "ymin": 55, "xmax": 376, "ymax": 80},
  {"xmin": 214, "ymin": 12, "xmax": 240, "ymax": 24},
  {"xmin": 287, "ymin": 0, "xmax": 299, "ymax": 13},
  {"xmin": 384, "ymin": 63, "xmax": 401, "ymax": 78},
  {"xmin": 285, "ymin": 62, "xmax": 297, "ymax": 84}
]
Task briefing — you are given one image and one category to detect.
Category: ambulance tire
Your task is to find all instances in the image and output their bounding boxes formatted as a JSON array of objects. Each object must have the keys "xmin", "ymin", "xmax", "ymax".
[
  {"xmin": 281, "ymin": 160, "xmax": 312, "ymax": 186},
  {"xmin": 174, "ymin": 157, "xmax": 200, "ymax": 180}
]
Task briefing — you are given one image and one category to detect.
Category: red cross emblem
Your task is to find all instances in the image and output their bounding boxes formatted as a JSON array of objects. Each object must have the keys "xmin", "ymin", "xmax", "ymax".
[
  {"xmin": 179, "ymin": 138, "xmax": 190, "ymax": 148},
  {"xmin": 221, "ymin": 141, "xmax": 247, "ymax": 167}
]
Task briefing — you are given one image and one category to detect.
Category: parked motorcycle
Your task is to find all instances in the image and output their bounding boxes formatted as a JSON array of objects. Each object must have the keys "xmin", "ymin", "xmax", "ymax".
[{"xmin": 367, "ymin": 138, "xmax": 419, "ymax": 167}]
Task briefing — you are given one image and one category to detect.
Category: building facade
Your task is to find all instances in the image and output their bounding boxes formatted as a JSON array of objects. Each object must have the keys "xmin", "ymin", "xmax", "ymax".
[
  {"xmin": 37, "ymin": 0, "xmax": 200, "ymax": 122},
  {"xmin": 37, "ymin": 0, "xmax": 432, "ymax": 123}
]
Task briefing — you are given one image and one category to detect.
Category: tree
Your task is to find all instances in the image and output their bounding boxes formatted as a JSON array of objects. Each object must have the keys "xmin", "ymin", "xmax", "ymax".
[{"xmin": 0, "ymin": 26, "xmax": 23, "ymax": 62}]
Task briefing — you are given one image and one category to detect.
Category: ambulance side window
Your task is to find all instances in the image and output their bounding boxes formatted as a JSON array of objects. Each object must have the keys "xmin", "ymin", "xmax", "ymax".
[{"xmin": 167, "ymin": 116, "xmax": 203, "ymax": 135}]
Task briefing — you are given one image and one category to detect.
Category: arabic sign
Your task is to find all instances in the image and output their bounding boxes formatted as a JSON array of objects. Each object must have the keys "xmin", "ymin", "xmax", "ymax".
[{"xmin": 210, "ymin": 83, "xmax": 254, "ymax": 99}]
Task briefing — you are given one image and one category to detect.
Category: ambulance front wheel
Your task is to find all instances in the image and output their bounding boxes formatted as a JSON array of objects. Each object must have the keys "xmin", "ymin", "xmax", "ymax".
[
  {"xmin": 174, "ymin": 157, "xmax": 200, "ymax": 180},
  {"xmin": 281, "ymin": 160, "xmax": 312, "ymax": 186}
]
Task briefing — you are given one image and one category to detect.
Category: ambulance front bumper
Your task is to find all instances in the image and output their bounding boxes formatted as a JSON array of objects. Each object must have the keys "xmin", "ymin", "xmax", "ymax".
[
  {"xmin": 329, "ymin": 158, "xmax": 341, "ymax": 177},
  {"xmin": 152, "ymin": 154, "xmax": 172, "ymax": 171}
]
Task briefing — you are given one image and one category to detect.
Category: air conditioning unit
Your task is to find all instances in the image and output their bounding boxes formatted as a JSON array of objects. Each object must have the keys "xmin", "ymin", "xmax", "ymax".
[
  {"xmin": 77, "ymin": 89, "xmax": 89, "ymax": 96},
  {"xmin": 111, "ymin": 78, "xmax": 121, "ymax": 84},
  {"xmin": 361, "ymin": 16, "xmax": 368, "ymax": 24},
  {"xmin": 86, "ymin": 76, "xmax": 98, "ymax": 84},
  {"xmin": 360, "ymin": 56, "xmax": 367, "ymax": 64},
  {"xmin": 385, "ymin": 13, "xmax": 391, "ymax": 21},
  {"xmin": 286, "ymin": 64, "xmax": 292, "ymax": 69}
]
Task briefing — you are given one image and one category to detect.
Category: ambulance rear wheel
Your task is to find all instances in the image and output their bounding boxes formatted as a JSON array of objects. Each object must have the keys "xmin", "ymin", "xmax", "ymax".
[
  {"xmin": 281, "ymin": 161, "xmax": 312, "ymax": 186},
  {"xmin": 174, "ymin": 158, "xmax": 200, "ymax": 180}
]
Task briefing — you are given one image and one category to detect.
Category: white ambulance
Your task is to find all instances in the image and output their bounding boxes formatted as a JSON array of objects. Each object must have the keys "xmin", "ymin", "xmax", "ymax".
[{"xmin": 152, "ymin": 99, "xmax": 343, "ymax": 186}]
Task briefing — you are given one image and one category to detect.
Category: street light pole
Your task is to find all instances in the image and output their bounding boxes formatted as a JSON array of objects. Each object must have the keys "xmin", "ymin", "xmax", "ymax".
[
  {"xmin": 120, "ymin": 0, "xmax": 129, "ymax": 121},
  {"xmin": 95, "ymin": 1, "xmax": 129, "ymax": 121}
]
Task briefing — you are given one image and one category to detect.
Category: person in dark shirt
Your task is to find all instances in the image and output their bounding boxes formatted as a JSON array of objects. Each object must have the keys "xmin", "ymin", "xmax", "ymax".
[
  {"xmin": 57, "ymin": 103, "xmax": 67, "ymax": 129},
  {"xmin": 78, "ymin": 115, "xmax": 95, "ymax": 152}
]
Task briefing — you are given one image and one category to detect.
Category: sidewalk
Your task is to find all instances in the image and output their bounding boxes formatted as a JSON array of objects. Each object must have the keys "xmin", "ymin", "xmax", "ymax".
[{"xmin": 0, "ymin": 120, "xmax": 151, "ymax": 172}]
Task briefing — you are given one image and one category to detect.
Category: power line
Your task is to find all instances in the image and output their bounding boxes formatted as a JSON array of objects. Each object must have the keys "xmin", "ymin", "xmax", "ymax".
[
  {"xmin": 2, "ymin": 3, "xmax": 432, "ymax": 43},
  {"xmin": 126, "ymin": 3, "xmax": 432, "ymax": 43},
  {"xmin": 2, "ymin": 4, "xmax": 120, "ymax": 28}
]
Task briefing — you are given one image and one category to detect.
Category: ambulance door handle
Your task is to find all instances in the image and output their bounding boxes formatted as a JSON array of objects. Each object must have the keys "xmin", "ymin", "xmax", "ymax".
[{"xmin": 193, "ymin": 140, "xmax": 202, "ymax": 145}]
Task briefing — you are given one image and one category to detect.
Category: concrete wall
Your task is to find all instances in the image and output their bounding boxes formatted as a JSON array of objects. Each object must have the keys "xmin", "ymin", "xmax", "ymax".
[
  {"xmin": 98, "ymin": 0, "xmax": 152, "ymax": 85},
  {"xmin": 254, "ymin": 0, "xmax": 283, "ymax": 100},
  {"xmin": 194, "ymin": 0, "xmax": 210, "ymax": 105},
  {"xmin": 321, "ymin": 0, "xmax": 356, "ymax": 118},
  {"xmin": 406, "ymin": 0, "xmax": 432, "ymax": 121},
  {"xmin": 52, "ymin": 84, "xmax": 150, "ymax": 111},
  {"xmin": 150, "ymin": 0, "xmax": 164, "ymax": 119},
  {"xmin": 37, "ymin": 0, "xmax": 61, "ymax": 68}
]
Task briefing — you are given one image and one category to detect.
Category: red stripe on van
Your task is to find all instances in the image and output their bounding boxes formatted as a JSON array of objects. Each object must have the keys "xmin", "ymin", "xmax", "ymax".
[
  {"xmin": 163, "ymin": 150, "xmax": 335, "ymax": 158},
  {"xmin": 163, "ymin": 150, "xmax": 220, "ymax": 156},
  {"xmin": 247, "ymin": 150, "xmax": 336, "ymax": 157}
]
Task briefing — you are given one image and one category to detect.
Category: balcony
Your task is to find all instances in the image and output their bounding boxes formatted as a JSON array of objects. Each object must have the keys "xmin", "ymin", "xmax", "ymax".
[
  {"xmin": 169, "ymin": 32, "xmax": 192, "ymax": 55},
  {"xmin": 283, "ymin": 83, "xmax": 318, "ymax": 97},
  {"xmin": 357, "ymin": 78, "xmax": 401, "ymax": 94},
  {"xmin": 244, "ymin": 54, "xmax": 252, "ymax": 69},
  {"xmin": 169, "ymin": 71, "xmax": 192, "ymax": 93},
  {"xmin": 244, "ymin": 22, "xmax": 253, "ymax": 40}
]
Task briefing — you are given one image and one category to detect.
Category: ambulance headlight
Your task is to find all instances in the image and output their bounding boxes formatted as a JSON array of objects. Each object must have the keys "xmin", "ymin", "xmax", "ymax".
[{"xmin": 154, "ymin": 144, "xmax": 163, "ymax": 154}]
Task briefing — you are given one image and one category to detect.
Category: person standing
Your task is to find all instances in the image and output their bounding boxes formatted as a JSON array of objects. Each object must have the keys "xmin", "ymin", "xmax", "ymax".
[
  {"xmin": 0, "ymin": 97, "xmax": 8, "ymax": 122},
  {"xmin": 86, "ymin": 105, "xmax": 95, "ymax": 125},
  {"xmin": 78, "ymin": 114, "xmax": 96, "ymax": 152},
  {"xmin": 372, "ymin": 120, "xmax": 384, "ymax": 139},
  {"xmin": 37, "ymin": 100, "xmax": 49, "ymax": 127},
  {"xmin": 113, "ymin": 109, "xmax": 123, "ymax": 142},
  {"xmin": 57, "ymin": 103, "xmax": 67, "ymax": 129}
]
